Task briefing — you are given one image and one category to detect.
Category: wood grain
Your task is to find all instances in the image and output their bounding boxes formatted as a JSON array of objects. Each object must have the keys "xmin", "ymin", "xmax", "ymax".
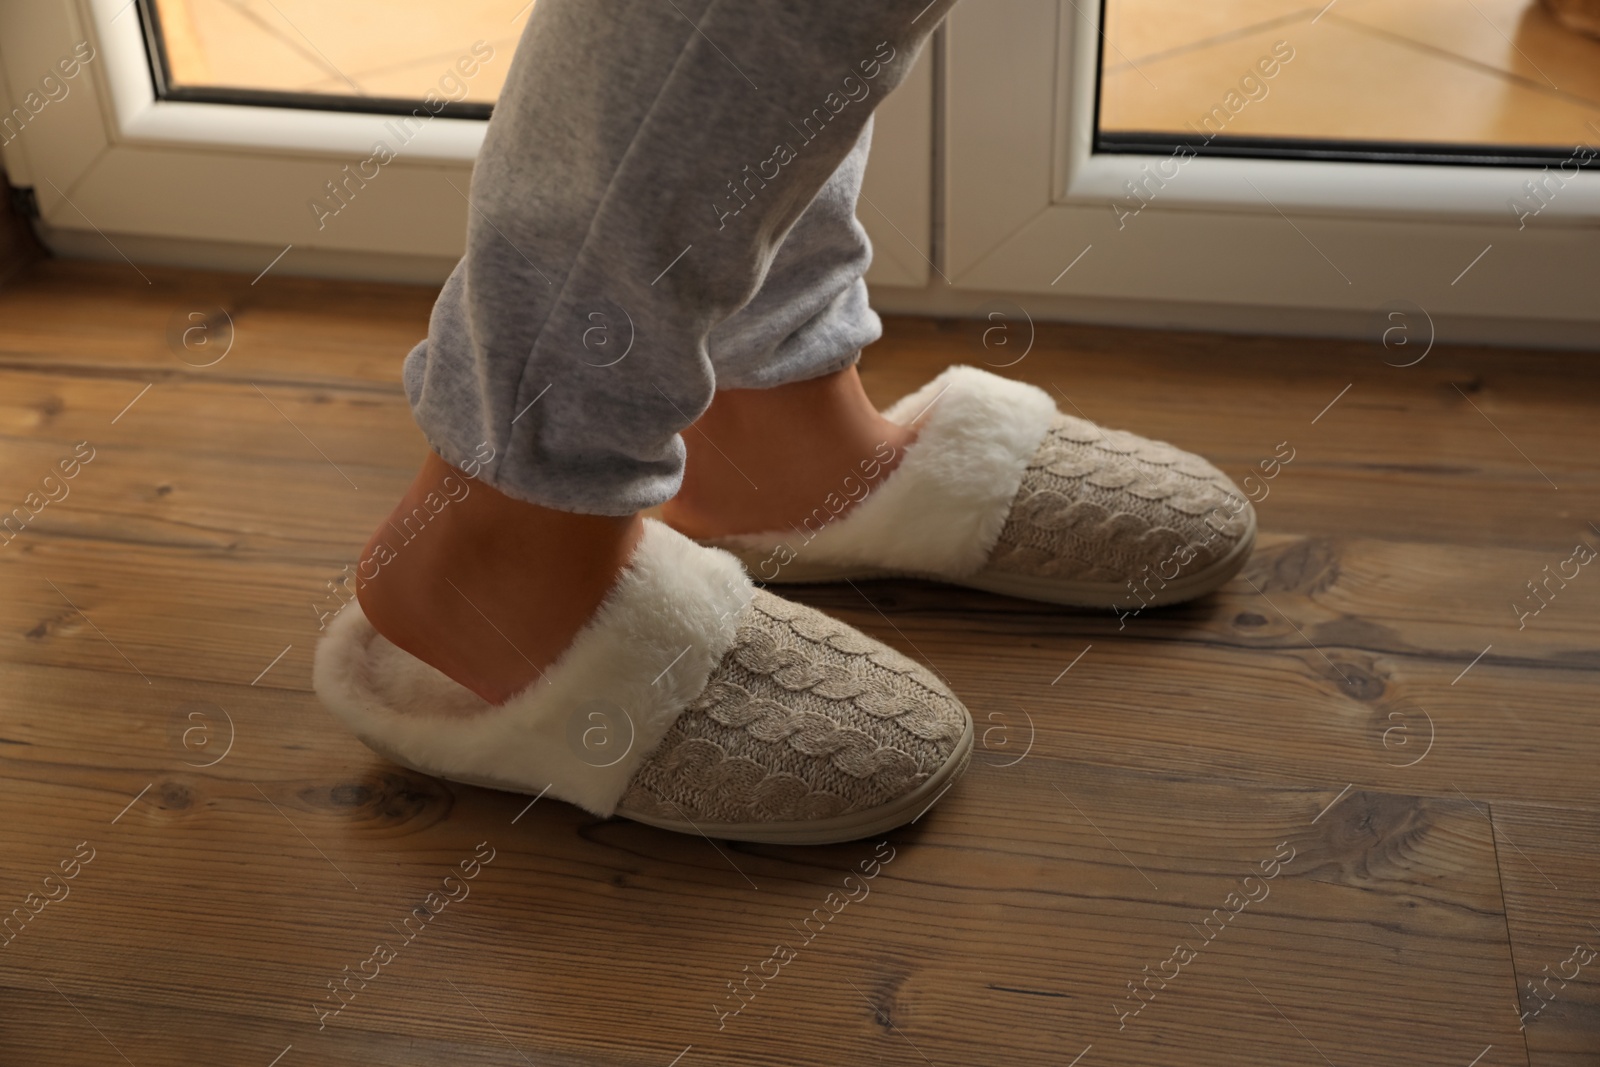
[
  {"xmin": 1494, "ymin": 803, "xmax": 1600, "ymax": 1067},
  {"xmin": 1, "ymin": 261, "xmax": 1596, "ymax": 1066}
]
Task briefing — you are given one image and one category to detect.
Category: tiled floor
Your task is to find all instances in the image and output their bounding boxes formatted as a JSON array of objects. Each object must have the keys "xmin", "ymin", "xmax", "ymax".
[
  {"xmin": 150, "ymin": 0, "xmax": 1600, "ymax": 149},
  {"xmin": 1101, "ymin": 0, "xmax": 1600, "ymax": 148},
  {"xmin": 152, "ymin": 0, "xmax": 529, "ymax": 104}
]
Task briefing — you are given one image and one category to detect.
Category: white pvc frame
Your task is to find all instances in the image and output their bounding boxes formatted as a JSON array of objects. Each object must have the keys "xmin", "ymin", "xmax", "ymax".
[
  {"xmin": 93, "ymin": 0, "xmax": 484, "ymax": 161},
  {"xmin": 1, "ymin": 0, "xmax": 1593, "ymax": 340},
  {"xmin": 1054, "ymin": 1, "xmax": 1600, "ymax": 217},
  {"xmin": 0, "ymin": 0, "xmax": 932, "ymax": 284},
  {"xmin": 926, "ymin": 0, "xmax": 1600, "ymax": 344}
]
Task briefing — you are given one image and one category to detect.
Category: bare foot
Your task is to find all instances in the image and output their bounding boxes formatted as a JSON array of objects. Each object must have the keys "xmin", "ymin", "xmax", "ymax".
[
  {"xmin": 355, "ymin": 451, "xmax": 643, "ymax": 705},
  {"xmin": 659, "ymin": 365, "xmax": 915, "ymax": 540}
]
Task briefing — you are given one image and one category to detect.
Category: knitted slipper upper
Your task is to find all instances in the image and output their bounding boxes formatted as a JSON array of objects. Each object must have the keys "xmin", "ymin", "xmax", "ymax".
[
  {"xmin": 705, "ymin": 365, "xmax": 1253, "ymax": 590},
  {"xmin": 618, "ymin": 589, "xmax": 966, "ymax": 824},
  {"xmin": 313, "ymin": 521, "xmax": 969, "ymax": 823}
]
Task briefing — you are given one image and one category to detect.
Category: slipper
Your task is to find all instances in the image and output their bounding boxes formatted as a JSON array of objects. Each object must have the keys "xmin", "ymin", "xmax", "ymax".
[
  {"xmin": 313, "ymin": 520, "xmax": 972, "ymax": 845},
  {"xmin": 700, "ymin": 366, "xmax": 1256, "ymax": 611}
]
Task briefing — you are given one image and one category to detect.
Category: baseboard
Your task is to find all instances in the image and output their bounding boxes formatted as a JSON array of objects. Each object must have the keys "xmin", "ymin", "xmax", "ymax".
[
  {"xmin": 36, "ymin": 225, "xmax": 1600, "ymax": 351},
  {"xmin": 870, "ymin": 283, "xmax": 1600, "ymax": 350},
  {"xmin": 866, "ymin": 283, "xmax": 1600, "ymax": 351},
  {"xmin": 38, "ymin": 225, "xmax": 460, "ymax": 286}
]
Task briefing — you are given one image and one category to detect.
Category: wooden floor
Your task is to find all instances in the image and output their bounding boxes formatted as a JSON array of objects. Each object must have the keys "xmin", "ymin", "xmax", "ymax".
[{"xmin": 2, "ymin": 260, "xmax": 1597, "ymax": 1067}]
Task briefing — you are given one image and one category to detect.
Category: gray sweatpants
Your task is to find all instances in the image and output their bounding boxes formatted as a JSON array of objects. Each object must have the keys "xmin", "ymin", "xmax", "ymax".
[{"xmin": 402, "ymin": 0, "xmax": 953, "ymax": 515}]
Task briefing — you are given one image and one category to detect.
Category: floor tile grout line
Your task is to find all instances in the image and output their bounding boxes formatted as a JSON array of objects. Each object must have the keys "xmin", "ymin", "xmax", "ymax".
[
  {"xmin": 1328, "ymin": 13, "xmax": 1600, "ymax": 113},
  {"xmin": 1105, "ymin": 7, "xmax": 1600, "ymax": 131},
  {"xmin": 1103, "ymin": 6, "xmax": 1321, "ymax": 75}
]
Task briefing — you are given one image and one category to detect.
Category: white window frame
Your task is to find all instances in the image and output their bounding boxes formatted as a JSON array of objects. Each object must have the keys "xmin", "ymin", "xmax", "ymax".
[
  {"xmin": 0, "ymin": 0, "xmax": 931, "ymax": 285},
  {"xmin": 2, "ymin": 0, "xmax": 1593, "ymax": 344},
  {"xmin": 873, "ymin": 0, "xmax": 1599, "ymax": 346}
]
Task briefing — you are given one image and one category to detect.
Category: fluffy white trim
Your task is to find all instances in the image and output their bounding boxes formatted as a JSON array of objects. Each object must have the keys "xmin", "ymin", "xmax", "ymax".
[
  {"xmin": 718, "ymin": 366, "xmax": 1057, "ymax": 578},
  {"xmin": 312, "ymin": 520, "xmax": 752, "ymax": 816}
]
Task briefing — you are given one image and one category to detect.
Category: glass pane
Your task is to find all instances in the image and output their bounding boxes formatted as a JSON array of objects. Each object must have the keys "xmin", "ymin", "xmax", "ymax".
[
  {"xmin": 1097, "ymin": 0, "xmax": 1600, "ymax": 163},
  {"xmin": 143, "ymin": 0, "xmax": 528, "ymax": 110}
]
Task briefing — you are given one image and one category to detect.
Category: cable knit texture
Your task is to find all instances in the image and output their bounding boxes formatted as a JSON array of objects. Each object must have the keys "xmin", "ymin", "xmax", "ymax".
[
  {"xmin": 982, "ymin": 413, "xmax": 1252, "ymax": 583},
  {"xmin": 697, "ymin": 369, "xmax": 1251, "ymax": 604},
  {"xmin": 618, "ymin": 590, "xmax": 968, "ymax": 824}
]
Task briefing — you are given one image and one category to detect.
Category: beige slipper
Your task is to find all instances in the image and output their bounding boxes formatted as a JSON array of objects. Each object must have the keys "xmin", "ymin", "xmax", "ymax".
[
  {"xmin": 700, "ymin": 366, "xmax": 1256, "ymax": 614},
  {"xmin": 313, "ymin": 520, "xmax": 971, "ymax": 845}
]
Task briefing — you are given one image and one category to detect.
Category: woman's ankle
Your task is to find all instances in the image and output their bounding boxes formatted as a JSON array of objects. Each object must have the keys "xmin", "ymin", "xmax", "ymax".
[
  {"xmin": 660, "ymin": 365, "xmax": 915, "ymax": 539},
  {"xmin": 356, "ymin": 451, "xmax": 643, "ymax": 704}
]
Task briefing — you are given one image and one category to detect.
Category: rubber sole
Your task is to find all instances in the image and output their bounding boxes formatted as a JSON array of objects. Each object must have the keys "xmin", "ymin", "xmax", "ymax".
[
  {"xmin": 707, "ymin": 512, "xmax": 1258, "ymax": 610},
  {"xmin": 353, "ymin": 715, "xmax": 975, "ymax": 847}
]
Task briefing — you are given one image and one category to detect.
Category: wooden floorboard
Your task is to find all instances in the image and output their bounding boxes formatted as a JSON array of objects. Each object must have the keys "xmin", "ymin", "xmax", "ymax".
[
  {"xmin": 2, "ymin": 261, "xmax": 1596, "ymax": 1066},
  {"xmin": 1495, "ymin": 803, "xmax": 1600, "ymax": 1066}
]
